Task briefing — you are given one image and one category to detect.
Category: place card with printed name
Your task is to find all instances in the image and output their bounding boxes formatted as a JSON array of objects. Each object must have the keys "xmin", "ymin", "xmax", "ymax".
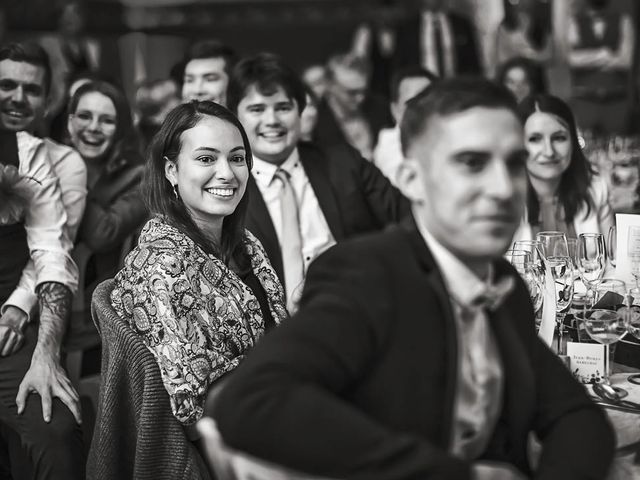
[{"xmin": 566, "ymin": 342, "xmax": 606, "ymax": 384}]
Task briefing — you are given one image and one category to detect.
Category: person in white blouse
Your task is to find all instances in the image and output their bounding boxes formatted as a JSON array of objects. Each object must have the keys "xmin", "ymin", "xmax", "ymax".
[
  {"xmin": 513, "ymin": 94, "xmax": 614, "ymax": 242},
  {"xmin": 374, "ymin": 66, "xmax": 436, "ymax": 186}
]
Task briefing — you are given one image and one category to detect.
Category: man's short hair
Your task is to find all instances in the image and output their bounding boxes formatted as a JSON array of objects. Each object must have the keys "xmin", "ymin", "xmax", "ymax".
[
  {"xmin": 400, "ymin": 77, "xmax": 520, "ymax": 157},
  {"xmin": 326, "ymin": 52, "xmax": 371, "ymax": 79},
  {"xmin": 389, "ymin": 66, "xmax": 438, "ymax": 102},
  {"xmin": 184, "ymin": 39, "xmax": 236, "ymax": 75},
  {"xmin": 0, "ymin": 42, "xmax": 52, "ymax": 94},
  {"xmin": 227, "ymin": 52, "xmax": 307, "ymax": 114}
]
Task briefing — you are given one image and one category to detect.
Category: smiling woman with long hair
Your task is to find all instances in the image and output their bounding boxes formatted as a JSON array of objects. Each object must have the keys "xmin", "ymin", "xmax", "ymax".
[
  {"xmin": 514, "ymin": 94, "xmax": 614, "ymax": 239},
  {"xmin": 109, "ymin": 101, "xmax": 287, "ymax": 426}
]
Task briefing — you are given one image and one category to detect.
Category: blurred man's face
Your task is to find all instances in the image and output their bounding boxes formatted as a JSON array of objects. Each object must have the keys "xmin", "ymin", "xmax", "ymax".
[
  {"xmin": 182, "ymin": 57, "xmax": 229, "ymax": 105},
  {"xmin": 236, "ymin": 85, "xmax": 301, "ymax": 166},
  {"xmin": 0, "ymin": 59, "xmax": 47, "ymax": 132},
  {"xmin": 329, "ymin": 65, "xmax": 368, "ymax": 115},
  {"xmin": 399, "ymin": 107, "xmax": 528, "ymax": 265},
  {"xmin": 391, "ymin": 76, "xmax": 432, "ymax": 124}
]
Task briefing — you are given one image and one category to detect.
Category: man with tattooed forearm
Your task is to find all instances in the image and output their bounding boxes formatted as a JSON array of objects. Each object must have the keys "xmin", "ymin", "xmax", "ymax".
[{"xmin": 0, "ymin": 125, "xmax": 84, "ymax": 476}]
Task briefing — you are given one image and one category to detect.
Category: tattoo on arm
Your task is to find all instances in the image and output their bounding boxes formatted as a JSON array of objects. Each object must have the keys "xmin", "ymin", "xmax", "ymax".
[{"xmin": 35, "ymin": 282, "xmax": 72, "ymax": 357}]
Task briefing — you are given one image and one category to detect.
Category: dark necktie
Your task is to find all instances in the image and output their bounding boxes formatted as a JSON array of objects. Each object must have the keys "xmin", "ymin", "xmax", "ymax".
[{"xmin": 433, "ymin": 16, "xmax": 446, "ymax": 77}]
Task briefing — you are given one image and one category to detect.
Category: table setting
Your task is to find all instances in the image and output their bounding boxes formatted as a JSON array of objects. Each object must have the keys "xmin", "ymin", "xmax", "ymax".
[{"xmin": 508, "ymin": 221, "xmax": 640, "ymax": 478}]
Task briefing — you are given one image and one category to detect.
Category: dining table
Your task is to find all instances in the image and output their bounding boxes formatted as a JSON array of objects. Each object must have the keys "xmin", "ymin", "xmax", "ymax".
[{"xmin": 599, "ymin": 366, "xmax": 640, "ymax": 480}]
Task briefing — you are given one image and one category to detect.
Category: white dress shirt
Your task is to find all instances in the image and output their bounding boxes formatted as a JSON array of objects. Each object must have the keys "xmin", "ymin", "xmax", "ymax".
[
  {"xmin": 421, "ymin": 11, "xmax": 455, "ymax": 77},
  {"xmin": 252, "ymin": 150, "xmax": 336, "ymax": 276},
  {"xmin": 418, "ymin": 223, "xmax": 504, "ymax": 460},
  {"xmin": 373, "ymin": 126, "xmax": 403, "ymax": 187},
  {"xmin": 2, "ymin": 132, "xmax": 79, "ymax": 319}
]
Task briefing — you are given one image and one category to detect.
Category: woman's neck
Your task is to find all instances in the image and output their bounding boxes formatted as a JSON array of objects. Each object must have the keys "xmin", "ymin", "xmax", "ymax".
[{"xmin": 529, "ymin": 175, "xmax": 561, "ymax": 199}]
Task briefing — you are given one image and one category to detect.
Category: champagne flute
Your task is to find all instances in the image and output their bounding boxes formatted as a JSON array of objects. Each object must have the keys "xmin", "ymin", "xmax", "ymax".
[
  {"xmin": 536, "ymin": 231, "xmax": 569, "ymax": 259},
  {"xmin": 548, "ymin": 256, "xmax": 574, "ymax": 355},
  {"xmin": 577, "ymin": 233, "xmax": 606, "ymax": 305},
  {"xmin": 607, "ymin": 226, "xmax": 616, "ymax": 268},
  {"xmin": 579, "ymin": 309, "xmax": 628, "ymax": 389}
]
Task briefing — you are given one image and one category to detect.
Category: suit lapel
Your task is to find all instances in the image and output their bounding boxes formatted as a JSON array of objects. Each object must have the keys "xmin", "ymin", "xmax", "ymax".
[
  {"xmin": 402, "ymin": 218, "xmax": 459, "ymax": 449},
  {"xmin": 299, "ymin": 146, "xmax": 345, "ymax": 240},
  {"xmin": 487, "ymin": 297, "xmax": 535, "ymax": 456},
  {"xmin": 246, "ymin": 175, "xmax": 284, "ymax": 281}
]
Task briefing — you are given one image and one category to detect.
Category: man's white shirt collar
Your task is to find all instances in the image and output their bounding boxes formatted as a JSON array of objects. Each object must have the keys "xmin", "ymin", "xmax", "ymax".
[
  {"xmin": 252, "ymin": 148, "xmax": 300, "ymax": 188},
  {"xmin": 416, "ymin": 220, "xmax": 492, "ymax": 308}
]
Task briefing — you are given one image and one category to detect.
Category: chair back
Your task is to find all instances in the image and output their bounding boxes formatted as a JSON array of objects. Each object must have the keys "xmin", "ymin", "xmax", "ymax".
[{"xmin": 87, "ymin": 279, "xmax": 211, "ymax": 480}]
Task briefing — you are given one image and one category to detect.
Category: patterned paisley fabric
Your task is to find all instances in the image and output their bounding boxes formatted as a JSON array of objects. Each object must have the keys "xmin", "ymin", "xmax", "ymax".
[{"xmin": 111, "ymin": 216, "xmax": 288, "ymax": 425}]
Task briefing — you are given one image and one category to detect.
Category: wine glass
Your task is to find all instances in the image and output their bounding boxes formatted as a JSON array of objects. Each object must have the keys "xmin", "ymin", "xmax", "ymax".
[
  {"xmin": 607, "ymin": 226, "xmax": 616, "ymax": 268},
  {"xmin": 577, "ymin": 233, "xmax": 606, "ymax": 305},
  {"xmin": 536, "ymin": 231, "xmax": 569, "ymax": 259},
  {"xmin": 511, "ymin": 243, "xmax": 545, "ymax": 318},
  {"xmin": 547, "ymin": 256, "xmax": 574, "ymax": 355},
  {"xmin": 504, "ymin": 249, "xmax": 531, "ymax": 274},
  {"xmin": 580, "ymin": 309, "xmax": 628, "ymax": 389}
]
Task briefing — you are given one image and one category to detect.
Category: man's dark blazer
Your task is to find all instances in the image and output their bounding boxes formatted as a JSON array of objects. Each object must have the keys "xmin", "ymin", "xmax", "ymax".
[
  {"xmin": 312, "ymin": 97, "xmax": 393, "ymax": 154},
  {"xmin": 213, "ymin": 217, "xmax": 614, "ymax": 480},
  {"xmin": 245, "ymin": 141, "xmax": 410, "ymax": 285},
  {"xmin": 394, "ymin": 10, "xmax": 482, "ymax": 75}
]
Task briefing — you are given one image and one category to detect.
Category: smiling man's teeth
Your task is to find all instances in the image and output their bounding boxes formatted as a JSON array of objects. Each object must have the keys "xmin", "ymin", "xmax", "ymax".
[{"xmin": 206, "ymin": 188, "xmax": 234, "ymax": 197}]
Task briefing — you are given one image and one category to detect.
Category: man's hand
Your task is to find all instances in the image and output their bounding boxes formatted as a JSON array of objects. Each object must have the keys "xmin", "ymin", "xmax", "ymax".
[
  {"xmin": 0, "ymin": 306, "xmax": 28, "ymax": 356},
  {"xmin": 15, "ymin": 347, "xmax": 82, "ymax": 425}
]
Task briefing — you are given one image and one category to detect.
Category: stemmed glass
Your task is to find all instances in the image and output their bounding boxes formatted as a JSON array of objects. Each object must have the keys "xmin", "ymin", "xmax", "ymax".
[
  {"xmin": 590, "ymin": 279, "xmax": 629, "ymax": 391},
  {"xmin": 547, "ymin": 256, "xmax": 574, "ymax": 355},
  {"xmin": 580, "ymin": 309, "xmax": 628, "ymax": 389},
  {"xmin": 577, "ymin": 233, "xmax": 606, "ymax": 305},
  {"xmin": 506, "ymin": 249, "xmax": 543, "ymax": 315},
  {"xmin": 607, "ymin": 226, "xmax": 617, "ymax": 268},
  {"xmin": 536, "ymin": 231, "xmax": 569, "ymax": 259},
  {"xmin": 504, "ymin": 249, "xmax": 531, "ymax": 274}
]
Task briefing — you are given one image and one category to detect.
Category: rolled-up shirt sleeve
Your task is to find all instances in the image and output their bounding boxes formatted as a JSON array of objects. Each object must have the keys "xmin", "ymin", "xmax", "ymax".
[{"xmin": 17, "ymin": 131, "xmax": 77, "ymax": 294}]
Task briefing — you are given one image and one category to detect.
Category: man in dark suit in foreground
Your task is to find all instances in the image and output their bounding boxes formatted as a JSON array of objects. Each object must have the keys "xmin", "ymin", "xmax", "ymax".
[
  {"xmin": 210, "ymin": 78, "xmax": 614, "ymax": 479},
  {"xmin": 227, "ymin": 53, "xmax": 409, "ymax": 312}
]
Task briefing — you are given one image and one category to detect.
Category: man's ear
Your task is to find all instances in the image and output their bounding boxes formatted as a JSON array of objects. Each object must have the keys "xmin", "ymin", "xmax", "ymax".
[
  {"xmin": 164, "ymin": 156, "xmax": 178, "ymax": 185},
  {"xmin": 396, "ymin": 157, "xmax": 425, "ymax": 205}
]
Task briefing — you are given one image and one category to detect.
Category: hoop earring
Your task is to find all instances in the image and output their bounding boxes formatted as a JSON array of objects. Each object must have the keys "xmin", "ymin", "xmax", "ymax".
[{"xmin": 172, "ymin": 184, "xmax": 179, "ymax": 199}]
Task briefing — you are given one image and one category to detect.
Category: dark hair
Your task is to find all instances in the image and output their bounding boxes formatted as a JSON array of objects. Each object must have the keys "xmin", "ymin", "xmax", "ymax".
[
  {"xmin": 389, "ymin": 65, "xmax": 438, "ymax": 102},
  {"xmin": 67, "ymin": 79, "xmax": 140, "ymax": 164},
  {"xmin": 184, "ymin": 40, "xmax": 236, "ymax": 75},
  {"xmin": 495, "ymin": 56, "xmax": 547, "ymax": 97},
  {"xmin": 0, "ymin": 42, "xmax": 52, "ymax": 94},
  {"xmin": 400, "ymin": 76, "xmax": 520, "ymax": 157},
  {"xmin": 227, "ymin": 52, "xmax": 307, "ymax": 114},
  {"xmin": 518, "ymin": 94, "xmax": 595, "ymax": 225},
  {"xmin": 145, "ymin": 100, "xmax": 253, "ymax": 271},
  {"xmin": 501, "ymin": 0, "xmax": 550, "ymax": 50}
]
